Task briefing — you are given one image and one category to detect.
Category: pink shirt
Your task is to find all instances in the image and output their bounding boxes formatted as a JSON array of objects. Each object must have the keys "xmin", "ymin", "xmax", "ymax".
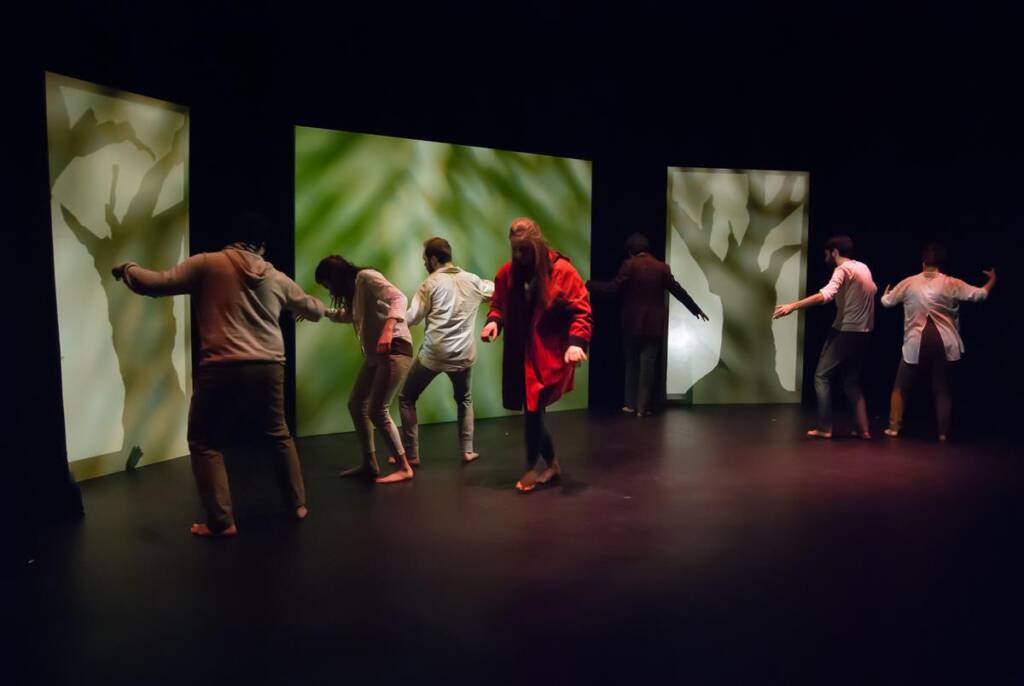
[
  {"xmin": 820, "ymin": 259, "xmax": 877, "ymax": 332},
  {"xmin": 880, "ymin": 271, "xmax": 987, "ymax": 363}
]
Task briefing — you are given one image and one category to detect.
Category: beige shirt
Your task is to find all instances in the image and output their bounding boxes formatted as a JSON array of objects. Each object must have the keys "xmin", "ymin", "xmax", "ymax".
[
  {"xmin": 880, "ymin": 271, "xmax": 988, "ymax": 363},
  {"xmin": 325, "ymin": 269, "xmax": 411, "ymax": 357},
  {"xmin": 406, "ymin": 265, "xmax": 494, "ymax": 372},
  {"xmin": 820, "ymin": 259, "xmax": 877, "ymax": 332}
]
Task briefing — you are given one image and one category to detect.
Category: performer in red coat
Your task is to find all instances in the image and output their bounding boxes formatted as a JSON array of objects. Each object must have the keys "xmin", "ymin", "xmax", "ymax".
[{"xmin": 480, "ymin": 218, "xmax": 592, "ymax": 492}]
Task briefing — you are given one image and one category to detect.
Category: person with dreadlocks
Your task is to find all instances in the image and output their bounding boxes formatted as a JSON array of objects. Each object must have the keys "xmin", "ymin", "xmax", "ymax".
[
  {"xmin": 480, "ymin": 217, "xmax": 593, "ymax": 493},
  {"xmin": 315, "ymin": 255, "xmax": 415, "ymax": 483}
]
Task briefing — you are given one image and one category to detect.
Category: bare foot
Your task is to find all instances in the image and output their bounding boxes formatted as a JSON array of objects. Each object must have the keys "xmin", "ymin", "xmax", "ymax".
[
  {"xmin": 883, "ymin": 427, "xmax": 899, "ymax": 437},
  {"xmin": 621, "ymin": 405, "xmax": 635, "ymax": 415},
  {"xmin": 339, "ymin": 464, "xmax": 376, "ymax": 478},
  {"xmin": 295, "ymin": 505, "xmax": 308, "ymax": 520},
  {"xmin": 190, "ymin": 523, "xmax": 238, "ymax": 537},
  {"xmin": 536, "ymin": 464, "xmax": 561, "ymax": 487},
  {"xmin": 806, "ymin": 429, "xmax": 832, "ymax": 439},
  {"xmin": 375, "ymin": 467, "xmax": 414, "ymax": 484},
  {"xmin": 462, "ymin": 451, "xmax": 480, "ymax": 463},
  {"xmin": 849, "ymin": 430, "xmax": 871, "ymax": 440},
  {"xmin": 515, "ymin": 469, "xmax": 539, "ymax": 493},
  {"xmin": 390, "ymin": 455, "xmax": 421, "ymax": 466}
]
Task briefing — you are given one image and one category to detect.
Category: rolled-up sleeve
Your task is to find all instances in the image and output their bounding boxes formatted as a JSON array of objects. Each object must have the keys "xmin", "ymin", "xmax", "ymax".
[
  {"xmin": 819, "ymin": 266, "xmax": 846, "ymax": 303},
  {"xmin": 880, "ymin": 278, "xmax": 909, "ymax": 307},
  {"xmin": 951, "ymin": 278, "xmax": 988, "ymax": 302}
]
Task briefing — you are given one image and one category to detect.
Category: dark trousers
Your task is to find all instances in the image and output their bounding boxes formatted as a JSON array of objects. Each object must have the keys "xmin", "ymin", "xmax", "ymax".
[
  {"xmin": 814, "ymin": 329, "xmax": 871, "ymax": 431},
  {"xmin": 187, "ymin": 362, "xmax": 305, "ymax": 532},
  {"xmin": 524, "ymin": 408, "xmax": 555, "ymax": 470},
  {"xmin": 889, "ymin": 318, "xmax": 954, "ymax": 436},
  {"xmin": 624, "ymin": 334, "xmax": 660, "ymax": 415}
]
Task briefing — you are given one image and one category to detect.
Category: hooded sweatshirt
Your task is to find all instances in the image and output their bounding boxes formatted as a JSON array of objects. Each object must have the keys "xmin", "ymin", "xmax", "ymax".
[{"xmin": 120, "ymin": 246, "xmax": 325, "ymax": 365}]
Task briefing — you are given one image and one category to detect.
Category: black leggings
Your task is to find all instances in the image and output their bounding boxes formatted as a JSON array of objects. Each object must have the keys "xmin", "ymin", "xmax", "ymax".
[
  {"xmin": 890, "ymin": 317, "xmax": 953, "ymax": 436},
  {"xmin": 524, "ymin": 408, "xmax": 555, "ymax": 469}
]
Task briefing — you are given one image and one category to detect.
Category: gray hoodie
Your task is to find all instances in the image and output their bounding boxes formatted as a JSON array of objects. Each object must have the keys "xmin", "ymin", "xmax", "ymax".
[{"xmin": 121, "ymin": 247, "xmax": 325, "ymax": 365}]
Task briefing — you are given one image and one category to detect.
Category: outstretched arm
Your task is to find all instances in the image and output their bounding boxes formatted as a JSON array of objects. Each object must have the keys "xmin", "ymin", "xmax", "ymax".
[
  {"xmin": 277, "ymin": 272, "xmax": 326, "ymax": 321},
  {"xmin": 775, "ymin": 266, "xmax": 843, "ymax": 319},
  {"xmin": 665, "ymin": 268, "xmax": 708, "ymax": 321},
  {"xmin": 587, "ymin": 261, "xmax": 630, "ymax": 295},
  {"xmin": 112, "ymin": 254, "xmax": 205, "ymax": 297}
]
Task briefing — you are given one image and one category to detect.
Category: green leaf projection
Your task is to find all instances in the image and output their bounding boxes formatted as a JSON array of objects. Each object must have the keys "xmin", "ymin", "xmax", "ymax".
[
  {"xmin": 46, "ymin": 73, "xmax": 191, "ymax": 480},
  {"xmin": 295, "ymin": 127, "xmax": 592, "ymax": 438},
  {"xmin": 666, "ymin": 168, "xmax": 808, "ymax": 404}
]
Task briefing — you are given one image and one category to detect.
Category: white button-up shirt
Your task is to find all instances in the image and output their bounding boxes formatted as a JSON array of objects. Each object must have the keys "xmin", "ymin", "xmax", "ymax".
[
  {"xmin": 406, "ymin": 265, "xmax": 494, "ymax": 372},
  {"xmin": 880, "ymin": 270, "xmax": 988, "ymax": 363},
  {"xmin": 820, "ymin": 259, "xmax": 877, "ymax": 332}
]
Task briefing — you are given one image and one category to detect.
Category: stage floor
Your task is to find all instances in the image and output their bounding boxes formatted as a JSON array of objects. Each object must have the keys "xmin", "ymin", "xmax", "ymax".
[{"xmin": 21, "ymin": 406, "xmax": 1024, "ymax": 684}]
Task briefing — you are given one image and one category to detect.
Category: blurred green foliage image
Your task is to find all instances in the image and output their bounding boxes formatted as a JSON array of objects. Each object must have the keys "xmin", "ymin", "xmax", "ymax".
[{"xmin": 295, "ymin": 127, "xmax": 592, "ymax": 438}]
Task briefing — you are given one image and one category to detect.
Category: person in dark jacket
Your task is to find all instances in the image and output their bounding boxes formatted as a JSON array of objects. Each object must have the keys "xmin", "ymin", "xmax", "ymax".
[{"xmin": 589, "ymin": 233, "xmax": 708, "ymax": 416}]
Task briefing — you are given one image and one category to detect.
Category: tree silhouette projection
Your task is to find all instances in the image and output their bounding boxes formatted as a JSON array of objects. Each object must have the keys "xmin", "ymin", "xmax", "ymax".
[
  {"xmin": 669, "ymin": 174, "xmax": 805, "ymax": 403},
  {"xmin": 48, "ymin": 77, "xmax": 189, "ymax": 472}
]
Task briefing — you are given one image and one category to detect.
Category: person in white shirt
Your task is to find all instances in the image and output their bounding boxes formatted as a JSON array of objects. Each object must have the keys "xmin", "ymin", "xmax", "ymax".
[
  {"xmin": 399, "ymin": 237, "xmax": 494, "ymax": 464},
  {"xmin": 774, "ymin": 235, "xmax": 877, "ymax": 439},
  {"xmin": 880, "ymin": 243, "xmax": 996, "ymax": 441},
  {"xmin": 315, "ymin": 255, "xmax": 415, "ymax": 484}
]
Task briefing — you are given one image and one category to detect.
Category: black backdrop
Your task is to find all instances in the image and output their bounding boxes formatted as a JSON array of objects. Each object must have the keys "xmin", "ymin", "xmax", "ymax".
[{"xmin": 11, "ymin": 3, "xmax": 1022, "ymax": 524}]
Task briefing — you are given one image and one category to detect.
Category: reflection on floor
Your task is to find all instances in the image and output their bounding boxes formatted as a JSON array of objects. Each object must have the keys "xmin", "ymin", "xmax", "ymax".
[{"xmin": 22, "ymin": 406, "xmax": 1024, "ymax": 684}]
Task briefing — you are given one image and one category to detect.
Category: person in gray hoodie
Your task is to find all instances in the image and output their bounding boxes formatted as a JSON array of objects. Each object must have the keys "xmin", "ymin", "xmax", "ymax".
[{"xmin": 112, "ymin": 213, "xmax": 326, "ymax": 536}]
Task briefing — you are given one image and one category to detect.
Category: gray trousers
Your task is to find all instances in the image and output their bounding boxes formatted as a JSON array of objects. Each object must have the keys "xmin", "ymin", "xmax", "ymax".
[
  {"xmin": 349, "ymin": 354, "xmax": 413, "ymax": 469},
  {"xmin": 399, "ymin": 359, "xmax": 474, "ymax": 457}
]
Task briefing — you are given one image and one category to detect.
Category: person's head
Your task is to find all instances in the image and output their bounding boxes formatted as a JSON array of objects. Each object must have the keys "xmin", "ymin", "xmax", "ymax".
[
  {"xmin": 422, "ymin": 237, "xmax": 452, "ymax": 274},
  {"xmin": 823, "ymin": 235, "xmax": 854, "ymax": 266},
  {"xmin": 315, "ymin": 255, "xmax": 366, "ymax": 308},
  {"xmin": 508, "ymin": 217, "xmax": 550, "ymax": 274},
  {"xmin": 625, "ymin": 233, "xmax": 650, "ymax": 256},
  {"xmin": 921, "ymin": 242, "xmax": 947, "ymax": 270},
  {"xmin": 230, "ymin": 211, "xmax": 271, "ymax": 255},
  {"xmin": 508, "ymin": 217, "xmax": 553, "ymax": 302}
]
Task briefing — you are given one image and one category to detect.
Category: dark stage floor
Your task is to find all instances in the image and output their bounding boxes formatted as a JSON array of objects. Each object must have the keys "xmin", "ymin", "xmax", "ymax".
[{"xmin": 20, "ymin": 406, "xmax": 1024, "ymax": 684}]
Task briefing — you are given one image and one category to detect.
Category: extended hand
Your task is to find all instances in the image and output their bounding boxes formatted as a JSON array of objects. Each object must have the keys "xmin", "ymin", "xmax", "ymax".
[
  {"xmin": 695, "ymin": 308, "xmax": 709, "ymax": 322},
  {"xmin": 883, "ymin": 283, "xmax": 892, "ymax": 297},
  {"xmin": 773, "ymin": 303, "xmax": 795, "ymax": 320},
  {"xmin": 111, "ymin": 264, "xmax": 127, "ymax": 281},
  {"xmin": 564, "ymin": 345, "xmax": 588, "ymax": 366},
  {"xmin": 983, "ymin": 268, "xmax": 997, "ymax": 280},
  {"xmin": 481, "ymin": 322, "xmax": 498, "ymax": 342}
]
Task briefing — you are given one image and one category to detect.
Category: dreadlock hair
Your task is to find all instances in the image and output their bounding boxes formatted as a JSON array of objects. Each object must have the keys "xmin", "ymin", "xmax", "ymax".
[{"xmin": 315, "ymin": 255, "xmax": 371, "ymax": 312}]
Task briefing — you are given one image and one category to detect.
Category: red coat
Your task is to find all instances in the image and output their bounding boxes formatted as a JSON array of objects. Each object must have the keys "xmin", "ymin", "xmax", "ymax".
[{"xmin": 487, "ymin": 252, "xmax": 593, "ymax": 412}]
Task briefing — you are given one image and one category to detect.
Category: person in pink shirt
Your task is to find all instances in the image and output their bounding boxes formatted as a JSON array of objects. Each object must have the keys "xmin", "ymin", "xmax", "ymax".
[
  {"xmin": 774, "ymin": 235, "xmax": 877, "ymax": 439},
  {"xmin": 880, "ymin": 243, "xmax": 996, "ymax": 441}
]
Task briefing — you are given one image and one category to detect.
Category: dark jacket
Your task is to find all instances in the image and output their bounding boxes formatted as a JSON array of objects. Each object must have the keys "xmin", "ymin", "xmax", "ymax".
[{"xmin": 589, "ymin": 252, "xmax": 701, "ymax": 337}]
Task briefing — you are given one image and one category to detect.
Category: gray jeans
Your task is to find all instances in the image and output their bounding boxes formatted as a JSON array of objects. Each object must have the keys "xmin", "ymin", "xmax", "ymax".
[
  {"xmin": 399, "ymin": 359, "xmax": 474, "ymax": 457},
  {"xmin": 349, "ymin": 354, "xmax": 413, "ymax": 469}
]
